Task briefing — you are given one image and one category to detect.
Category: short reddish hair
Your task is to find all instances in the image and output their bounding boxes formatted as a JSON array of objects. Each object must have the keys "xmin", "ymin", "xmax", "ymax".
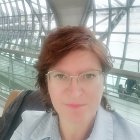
[{"xmin": 35, "ymin": 26, "xmax": 113, "ymax": 111}]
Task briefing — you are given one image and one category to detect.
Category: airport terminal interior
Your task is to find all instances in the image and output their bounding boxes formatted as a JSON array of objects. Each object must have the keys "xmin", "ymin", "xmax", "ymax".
[{"xmin": 0, "ymin": 0, "xmax": 140, "ymax": 125}]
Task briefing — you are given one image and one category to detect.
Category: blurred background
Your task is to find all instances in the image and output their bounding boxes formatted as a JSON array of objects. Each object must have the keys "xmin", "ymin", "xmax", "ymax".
[{"xmin": 0, "ymin": 0, "xmax": 140, "ymax": 125}]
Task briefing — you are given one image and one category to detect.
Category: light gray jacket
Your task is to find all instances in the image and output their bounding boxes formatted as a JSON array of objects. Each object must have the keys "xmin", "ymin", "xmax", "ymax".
[{"xmin": 10, "ymin": 106, "xmax": 140, "ymax": 140}]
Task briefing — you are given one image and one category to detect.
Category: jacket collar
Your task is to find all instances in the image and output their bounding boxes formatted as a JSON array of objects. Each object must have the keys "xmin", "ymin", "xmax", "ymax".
[
  {"xmin": 30, "ymin": 113, "xmax": 61, "ymax": 140},
  {"xmin": 87, "ymin": 106, "xmax": 113, "ymax": 140},
  {"xmin": 30, "ymin": 106, "xmax": 113, "ymax": 140}
]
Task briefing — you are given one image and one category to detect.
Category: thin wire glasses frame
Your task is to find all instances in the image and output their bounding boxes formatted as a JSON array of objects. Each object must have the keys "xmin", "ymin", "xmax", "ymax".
[{"xmin": 46, "ymin": 70, "xmax": 104, "ymax": 89}]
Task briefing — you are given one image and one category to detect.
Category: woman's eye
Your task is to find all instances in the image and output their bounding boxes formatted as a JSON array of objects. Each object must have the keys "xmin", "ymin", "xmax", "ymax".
[
  {"xmin": 54, "ymin": 74, "xmax": 67, "ymax": 79},
  {"xmin": 84, "ymin": 73, "xmax": 96, "ymax": 79}
]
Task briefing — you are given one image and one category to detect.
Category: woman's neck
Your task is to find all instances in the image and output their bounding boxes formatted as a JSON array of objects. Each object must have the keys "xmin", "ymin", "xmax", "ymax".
[{"xmin": 58, "ymin": 117, "xmax": 95, "ymax": 140}]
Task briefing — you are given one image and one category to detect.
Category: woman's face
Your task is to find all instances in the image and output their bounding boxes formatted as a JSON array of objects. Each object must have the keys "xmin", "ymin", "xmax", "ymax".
[{"xmin": 47, "ymin": 49, "xmax": 104, "ymax": 123}]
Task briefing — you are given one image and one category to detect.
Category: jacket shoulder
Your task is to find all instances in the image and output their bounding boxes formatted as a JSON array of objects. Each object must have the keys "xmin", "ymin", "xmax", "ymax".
[
  {"xmin": 21, "ymin": 110, "xmax": 50, "ymax": 126},
  {"xmin": 10, "ymin": 110, "xmax": 51, "ymax": 140},
  {"xmin": 111, "ymin": 111, "xmax": 140, "ymax": 140}
]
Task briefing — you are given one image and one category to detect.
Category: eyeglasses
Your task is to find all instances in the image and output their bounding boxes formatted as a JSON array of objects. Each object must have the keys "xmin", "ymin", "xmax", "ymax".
[{"xmin": 46, "ymin": 70, "xmax": 104, "ymax": 90}]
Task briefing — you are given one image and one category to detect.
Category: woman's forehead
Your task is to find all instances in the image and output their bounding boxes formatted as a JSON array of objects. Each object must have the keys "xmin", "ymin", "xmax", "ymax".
[{"xmin": 51, "ymin": 49, "xmax": 102, "ymax": 74}]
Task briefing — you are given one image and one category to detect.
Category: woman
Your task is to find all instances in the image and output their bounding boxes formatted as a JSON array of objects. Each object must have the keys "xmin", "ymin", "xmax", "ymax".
[{"xmin": 10, "ymin": 26, "xmax": 140, "ymax": 140}]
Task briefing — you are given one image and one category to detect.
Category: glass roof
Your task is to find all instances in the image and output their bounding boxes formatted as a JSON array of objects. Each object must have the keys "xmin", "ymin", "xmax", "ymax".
[
  {"xmin": 0, "ymin": 0, "xmax": 140, "ymax": 91},
  {"xmin": 86, "ymin": 0, "xmax": 140, "ymax": 73},
  {"xmin": 0, "ymin": 0, "xmax": 56, "ymax": 91}
]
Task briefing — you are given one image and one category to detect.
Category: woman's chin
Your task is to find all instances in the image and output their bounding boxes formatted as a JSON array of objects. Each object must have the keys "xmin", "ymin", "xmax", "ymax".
[{"xmin": 62, "ymin": 111, "xmax": 89, "ymax": 124}]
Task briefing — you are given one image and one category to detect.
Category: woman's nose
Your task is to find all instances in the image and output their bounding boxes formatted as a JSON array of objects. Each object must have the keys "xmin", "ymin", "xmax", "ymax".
[{"xmin": 68, "ymin": 77, "xmax": 82, "ymax": 97}]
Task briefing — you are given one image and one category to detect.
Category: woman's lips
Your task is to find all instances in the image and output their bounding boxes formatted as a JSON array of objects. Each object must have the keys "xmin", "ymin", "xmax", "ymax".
[{"xmin": 66, "ymin": 103, "xmax": 86, "ymax": 109}]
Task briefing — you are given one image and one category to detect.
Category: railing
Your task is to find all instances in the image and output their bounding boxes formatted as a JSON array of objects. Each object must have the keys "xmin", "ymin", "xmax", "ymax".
[
  {"xmin": 0, "ymin": 56, "xmax": 140, "ymax": 124},
  {"xmin": 0, "ymin": 54, "xmax": 36, "ymax": 89},
  {"xmin": 105, "ymin": 68, "xmax": 140, "ymax": 125}
]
